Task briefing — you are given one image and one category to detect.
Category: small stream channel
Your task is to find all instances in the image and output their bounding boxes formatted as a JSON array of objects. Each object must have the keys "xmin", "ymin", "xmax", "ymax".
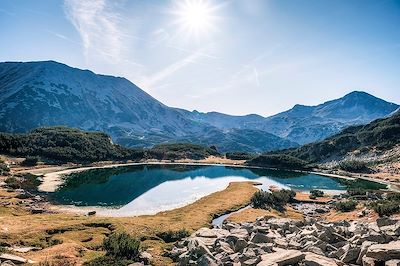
[{"xmin": 212, "ymin": 205, "xmax": 252, "ymax": 227}]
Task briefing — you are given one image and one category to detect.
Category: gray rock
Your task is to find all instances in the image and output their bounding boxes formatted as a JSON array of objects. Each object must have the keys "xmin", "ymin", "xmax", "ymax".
[
  {"xmin": 366, "ymin": 241, "xmax": 400, "ymax": 261},
  {"xmin": 257, "ymin": 249, "xmax": 305, "ymax": 266},
  {"xmin": 197, "ymin": 254, "xmax": 218, "ymax": 266},
  {"xmin": 304, "ymin": 252, "xmax": 338, "ymax": 266},
  {"xmin": 356, "ymin": 241, "xmax": 374, "ymax": 265},
  {"xmin": 362, "ymin": 256, "xmax": 376, "ymax": 266},
  {"xmin": 340, "ymin": 244, "xmax": 360, "ymax": 263},
  {"xmin": 250, "ymin": 233, "xmax": 271, "ymax": 244},
  {"xmin": 0, "ymin": 254, "xmax": 26, "ymax": 264},
  {"xmin": 377, "ymin": 217, "xmax": 398, "ymax": 227},
  {"xmin": 386, "ymin": 260, "xmax": 400, "ymax": 266},
  {"xmin": 1, "ymin": 261, "xmax": 16, "ymax": 266}
]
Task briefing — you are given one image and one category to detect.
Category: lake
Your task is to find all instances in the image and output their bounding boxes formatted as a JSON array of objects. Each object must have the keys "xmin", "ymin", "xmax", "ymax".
[{"xmin": 47, "ymin": 164, "xmax": 383, "ymax": 216}]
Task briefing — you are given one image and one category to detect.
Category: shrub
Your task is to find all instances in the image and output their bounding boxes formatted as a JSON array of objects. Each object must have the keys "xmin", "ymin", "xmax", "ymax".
[
  {"xmin": 103, "ymin": 232, "xmax": 140, "ymax": 260},
  {"xmin": 0, "ymin": 160, "xmax": 10, "ymax": 175},
  {"xmin": 373, "ymin": 201, "xmax": 400, "ymax": 217},
  {"xmin": 347, "ymin": 188, "xmax": 368, "ymax": 196},
  {"xmin": 335, "ymin": 200, "xmax": 357, "ymax": 212},
  {"xmin": 251, "ymin": 189, "xmax": 295, "ymax": 210},
  {"xmin": 226, "ymin": 151, "xmax": 254, "ymax": 160},
  {"xmin": 21, "ymin": 156, "xmax": 39, "ymax": 166},
  {"xmin": 156, "ymin": 229, "xmax": 190, "ymax": 243},
  {"xmin": 247, "ymin": 154, "xmax": 309, "ymax": 170},
  {"xmin": 5, "ymin": 176, "xmax": 20, "ymax": 189},
  {"xmin": 387, "ymin": 193, "xmax": 400, "ymax": 202},
  {"xmin": 310, "ymin": 189, "xmax": 324, "ymax": 198}
]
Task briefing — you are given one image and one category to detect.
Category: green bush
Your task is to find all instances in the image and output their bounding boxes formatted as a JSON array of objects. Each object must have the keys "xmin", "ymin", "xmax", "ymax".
[
  {"xmin": 102, "ymin": 232, "xmax": 140, "ymax": 260},
  {"xmin": 21, "ymin": 156, "xmax": 39, "ymax": 166},
  {"xmin": 247, "ymin": 154, "xmax": 309, "ymax": 170},
  {"xmin": 156, "ymin": 229, "xmax": 190, "ymax": 243},
  {"xmin": 251, "ymin": 189, "xmax": 296, "ymax": 210},
  {"xmin": 347, "ymin": 188, "xmax": 368, "ymax": 196},
  {"xmin": 0, "ymin": 160, "xmax": 10, "ymax": 175},
  {"xmin": 372, "ymin": 201, "xmax": 400, "ymax": 217},
  {"xmin": 226, "ymin": 151, "xmax": 254, "ymax": 160},
  {"xmin": 310, "ymin": 189, "xmax": 324, "ymax": 198},
  {"xmin": 387, "ymin": 193, "xmax": 400, "ymax": 202},
  {"xmin": 335, "ymin": 200, "xmax": 357, "ymax": 212}
]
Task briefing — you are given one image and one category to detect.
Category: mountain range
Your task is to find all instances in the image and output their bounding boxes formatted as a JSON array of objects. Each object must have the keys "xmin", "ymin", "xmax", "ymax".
[{"xmin": 0, "ymin": 61, "xmax": 398, "ymax": 152}]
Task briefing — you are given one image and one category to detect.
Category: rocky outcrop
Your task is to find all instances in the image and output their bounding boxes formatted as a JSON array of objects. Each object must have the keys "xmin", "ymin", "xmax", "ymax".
[{"xmin": 167, "ymin": 217, "xmax": 400, "ymax": 265}]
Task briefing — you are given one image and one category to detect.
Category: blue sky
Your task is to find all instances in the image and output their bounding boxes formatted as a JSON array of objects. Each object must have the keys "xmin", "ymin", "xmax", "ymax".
[{"xmin": 1, "ymin": 0, "xmax": 399, "ymax": 116}]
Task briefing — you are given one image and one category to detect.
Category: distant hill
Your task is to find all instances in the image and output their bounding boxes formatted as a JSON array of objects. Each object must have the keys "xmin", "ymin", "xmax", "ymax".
[
  {"xmin": 0, "ymin": 61, "xmax": 397, "ymax": 152},
  {"xmin": 264, "ymin": 111, "xmax": 400, "ymax": 164},
  {"xmin": 188, "ymin": 91, "xmax": 399, "ymax": 144},
  {"xmin": 0, "ymin": 127, "xmax": 223, "ymax": 163},
  {"xmin": 0, "ymin": 61, "xmax": 296, "ymax": 152}
]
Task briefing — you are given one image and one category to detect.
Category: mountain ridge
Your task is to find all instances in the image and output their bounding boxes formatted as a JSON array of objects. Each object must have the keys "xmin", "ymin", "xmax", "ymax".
[{"xmin": 0, "ymin": 60, "xmax": 398, "ymax": 152}]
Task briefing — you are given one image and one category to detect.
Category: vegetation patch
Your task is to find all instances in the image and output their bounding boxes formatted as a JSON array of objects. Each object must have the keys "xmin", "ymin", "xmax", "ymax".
[
  {"xmin": 338, "ymin": 160, "xmax": 372, "ymax": 173},
  {"xmin": 251, "ymin": 189, "xmax": 296, "ymax": 211},
  {"xmin": 226, "ymin": 151, "xmax": 254, "ymax": 160},
  {"xmin": 309, "ymin": 189, "xmax": 324, "ymax": 199},
  {"xmin": 156, "ymin": 229, "xmax": 190, "ymax": 243},
  {"xmin": 247, "ymin": 154, "xmax": 309, "ymax": 170},
  {"xmin": 4, "ymin": 173, "xmax": 41, "ymax": 191},
  {"xmin": 334, "ymin": 200, "xmax": 357, "ymax": 212}
]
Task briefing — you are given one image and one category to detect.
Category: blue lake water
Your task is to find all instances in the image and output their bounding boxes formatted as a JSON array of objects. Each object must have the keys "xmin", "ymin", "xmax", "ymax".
[{"xmin": 47, "ymin": 164, "xmax": 377, "ymax": 216}]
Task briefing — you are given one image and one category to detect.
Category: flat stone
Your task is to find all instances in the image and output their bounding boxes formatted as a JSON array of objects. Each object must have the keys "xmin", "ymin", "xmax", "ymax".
[
  {"xmin": 386, "ymin": 260, "xmax": 400, "ymax": 266},
  {"xmin": 304, "ymin": 252, "xmax": 338, "ymax": 266},
  {"xmin": 0, "ymin": 254, "xmax": 26, "ymax": 264},
  {"xmin": 250, "ymin": 233, "xmax": 271, "ymax": 244},
  {"xmin": 362, "ymin": 256, "xmax": 376, "ymax": 266},
  {"xmin": 257, "ymin": 249, "xmax": 305, "ymax": 266},
  {"xmin": 366, "ymin": 241, "xmax": 400, "ymax": 261}
]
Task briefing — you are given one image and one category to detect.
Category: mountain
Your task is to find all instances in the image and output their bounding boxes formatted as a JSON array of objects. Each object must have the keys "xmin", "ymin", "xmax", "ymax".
[
  {"xmin": 269, "ymin": 110, "xmax": 400, "ymax": 163},
  {"xmin": 0, "ymin": 61, "xmax": 397, "ymax": 152},
  {"xmin": 190, "ymin": 91, "xmax": 399, "ymax": 144},
  {"xmin": 0, "ymin": 61, "xmax": 294, "ymax": 152}
]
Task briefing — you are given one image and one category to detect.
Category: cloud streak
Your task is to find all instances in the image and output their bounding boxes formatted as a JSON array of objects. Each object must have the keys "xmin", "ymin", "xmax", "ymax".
[{"xmin": 63, "ymin": 0, "xmax": 124, "ymax": 62}]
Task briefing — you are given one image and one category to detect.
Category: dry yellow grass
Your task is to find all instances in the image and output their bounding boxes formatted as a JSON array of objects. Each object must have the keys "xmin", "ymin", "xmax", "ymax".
[
  {"xmin": 294, "ymin": 192, "xmax": 332, "ymax": 203},
  {"xmin": 227, "ymin": 207, "xmax": 303, "ymax": 223},
  {"xmin": 0, "ymin": 181, "xmax": 258, "ymax": 265}
]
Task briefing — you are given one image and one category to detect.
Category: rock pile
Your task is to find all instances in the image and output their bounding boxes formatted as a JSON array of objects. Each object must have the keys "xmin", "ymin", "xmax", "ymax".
[{"xmin": 167, "ymin": 216, "xmax": 400, "ymax": 265}]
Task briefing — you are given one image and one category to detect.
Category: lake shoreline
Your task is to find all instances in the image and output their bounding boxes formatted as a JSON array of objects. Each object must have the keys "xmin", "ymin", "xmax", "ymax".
[{"xmin": 34, "ymin": 159, "xmax": 392, "ymax": 194}]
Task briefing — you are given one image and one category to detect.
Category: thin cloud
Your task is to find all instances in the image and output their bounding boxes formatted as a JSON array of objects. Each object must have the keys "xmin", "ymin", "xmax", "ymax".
[
  {"xmin": 63, "ymin": 0, "xmax": 124, "ymax": 62},
  {"xmin": 144, "ymin": 49, "xmax": 207, "ymax": 88}
]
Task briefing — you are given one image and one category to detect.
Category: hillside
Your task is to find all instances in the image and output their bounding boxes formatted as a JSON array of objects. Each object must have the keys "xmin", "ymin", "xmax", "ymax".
[
  {"xmin": 0, "ymin": 127, "xmax": 222, "ymax": 163},
  {"xmin": 0, "ymin": 61, "xmax": 295, "ymax": 153},
  {"xmin": 263, "ymin": 111, "xmax": 400, "ymax": 164},
  {"xmin": 189, "ymin": 91, "xmax": 399, "ymax": 144}
]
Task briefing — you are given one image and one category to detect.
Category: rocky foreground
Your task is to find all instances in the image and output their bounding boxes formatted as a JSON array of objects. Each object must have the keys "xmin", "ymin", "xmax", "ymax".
[{"xmin": 167, "ymin": 216, "xmax": 400, "ymax": 266}]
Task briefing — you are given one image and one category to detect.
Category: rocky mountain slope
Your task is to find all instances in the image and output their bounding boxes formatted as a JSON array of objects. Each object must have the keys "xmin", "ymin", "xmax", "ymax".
[
  {"xmin": 0, "ymin": 61, "xmax": 398, "ymax": 152},
  {"xmin": 188, "ymin": 91, "xmax": 399, "ymax": 144}
]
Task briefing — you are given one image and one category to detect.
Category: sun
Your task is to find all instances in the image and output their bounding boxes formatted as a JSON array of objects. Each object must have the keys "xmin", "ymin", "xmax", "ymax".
[{"xmin": 171, "ymin": 0, "xmax": 220, "ymax": 39}]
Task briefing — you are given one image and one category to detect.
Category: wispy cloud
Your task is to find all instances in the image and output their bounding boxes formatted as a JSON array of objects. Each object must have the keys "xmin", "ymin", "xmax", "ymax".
[
  {"xmin": 144, "ymin": 49, "xmax": 207, "ymax": 88},
  {"xmin": 63, "ymin": 0, "xmax": 124, "ymax": 62}
]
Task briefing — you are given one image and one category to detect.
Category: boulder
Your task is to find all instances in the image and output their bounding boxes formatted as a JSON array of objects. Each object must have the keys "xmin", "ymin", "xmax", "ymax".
[
  {"xmin": 304, "ymin": 252, "xmax": 338, "ymax": 266},
  {"xmin": 257, "ymin": 249, "xmax": 305, "ymax": 266},
  {"xmin": 196, "ymin": 254, "xmax": 218, "ymax": 266},
  {"xmin": 250, "ymin": 233, "xmax": 271, "ymax": 244},
  {"xmin": 362, "ymin": 256, "xmax": 376, "ymax": 266},
  {"xmin": 356, "ymin": 241, "xmax": 374, "ymax": 265},
  {"xmin": 340, "ymin": 244, "xmax": 360, "ymax": 263},
  {"xmin": 377, "ymin": 217, "xmax": 398, "ymax": 227},
  {"xmin": 0, "ymin": 254, "xmax": 26, "ymax": 264},
  {"xmin": 366, "ymin": 241, "xmax": 400, "ymax": 261},
  {"xmin": 386, "ymin": 260, "xmax": 400, "ymax": 266},
  {"xmin": 1, "ymin": 261, "xmax": 16, "ymax": 266}
]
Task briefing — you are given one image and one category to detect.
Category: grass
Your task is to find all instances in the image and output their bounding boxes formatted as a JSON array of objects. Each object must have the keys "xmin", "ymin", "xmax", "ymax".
[
  {"xmin": 227, "ymin": 207, "xmax": 303, "ymax": 223},
  {"xmin": 0, "ymin": 181, "xmax": 258, "ymax": 265}
]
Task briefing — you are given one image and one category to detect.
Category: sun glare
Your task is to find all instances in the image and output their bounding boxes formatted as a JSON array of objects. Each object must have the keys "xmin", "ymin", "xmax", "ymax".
[{"xmin": 172, "ymin": 0, "xmax": 220, "ymax": 39}]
